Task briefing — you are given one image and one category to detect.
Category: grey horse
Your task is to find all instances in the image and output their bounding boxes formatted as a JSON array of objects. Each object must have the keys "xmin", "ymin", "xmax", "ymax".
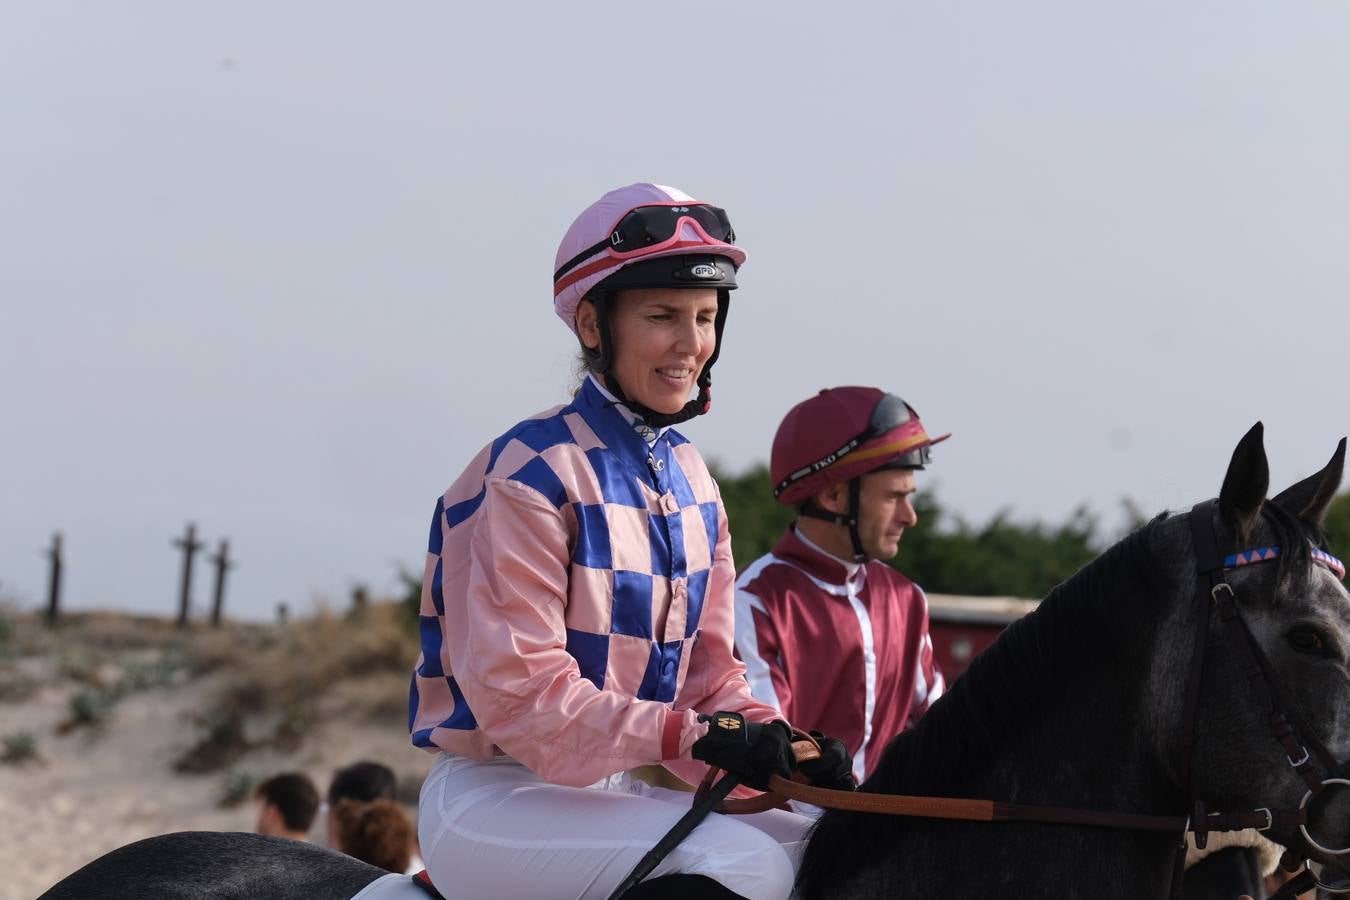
[{"xmin": 797, "ymin": 424, "xmax": 1350, "ymax": 899}]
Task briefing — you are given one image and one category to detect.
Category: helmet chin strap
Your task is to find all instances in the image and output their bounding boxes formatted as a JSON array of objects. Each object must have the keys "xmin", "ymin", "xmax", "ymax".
[
  {"xmin": 582, "ymin": 290, "xmax": 727, "ymax": 429},
  {"xmin": 798, "ymin": 478, "xmax": 868, "ymax": 563},
  {"xmin": 601, "ymin": 371, "xmax": 711, "ymax": 428}
]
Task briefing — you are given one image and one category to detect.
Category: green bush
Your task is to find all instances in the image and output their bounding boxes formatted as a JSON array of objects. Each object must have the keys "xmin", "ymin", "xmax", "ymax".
[
  {"xmin": 272, "ymin": 699, "xmax": 315, "ymax": 750},
  {"xmin": 709, "ymin": 463, "xmax": 795, "ymax": 573},
  {"xmin": 712, "ymin": 464, "xmax": 1098, "ymax": 599},
  {"xmin": 65, "ymin": 686, "xmax": 120, "ymax": 729},
  {"xmin": 0, "ymin": 582, "xmax": 13, "ymax": 648},
  {"xmin": 896, "ymin": 497, "xmax": 1098, "ymax": 598},
  {"xmin": 1324, "ymin": 493, "xmax": 1350, "ymax": 558},
  {"xmin": 174, "ymin": 707, "xmax": 250, "ymax": 773},
  {"xmin": 56, "ymin": 648, "xmax": 188, "ymax": 732},
  {"xmin": 400, "ymin": 569, "xmax": 422, "ymax": 625},
  {"xmin": 120, "ymin": 649, "xmax": 186, "ymax": 692},
  {"xmin": 219, "ymin": 769, "xmax": 259, "ymax": 808},
  {"xmin": 1, "ymin": 732, "xmax": 38, "ymax": 764}
]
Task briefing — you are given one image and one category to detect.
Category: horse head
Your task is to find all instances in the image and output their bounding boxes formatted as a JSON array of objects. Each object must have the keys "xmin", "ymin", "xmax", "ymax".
[
  {"xmin": 1167, "ymin": 423, "xmax": 1350, "ymax": 872},
  {"xmin": 797, "ymin": 424, "xmax": 1350, "ymax": 899}
]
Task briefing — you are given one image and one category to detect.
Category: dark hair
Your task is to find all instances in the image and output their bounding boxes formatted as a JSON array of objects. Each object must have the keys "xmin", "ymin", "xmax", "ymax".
[
  {"xmin": 254, "ymin": 772, "xmax": 320, "ymax": 832},
  {"xmin": 327, "ymin": 760, "xmax": 397, "ymax": 805},
  {"xmin": 332, "ymin": 798, "xmax": 413, "ymax": 874}
]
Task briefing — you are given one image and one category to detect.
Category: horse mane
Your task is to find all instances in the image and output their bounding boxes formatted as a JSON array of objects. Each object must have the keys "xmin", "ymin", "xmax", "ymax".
[
  {"xmin": 860, "ymin": 500, "xmax": 1321, "ymax": 804},
  {"xmin": 866, "ymin": 519, "xmax": 1165, "ymax": 797},
  {"xmin": 797, "ymin": 517, "xmax": 1169, "ymax": 895}
]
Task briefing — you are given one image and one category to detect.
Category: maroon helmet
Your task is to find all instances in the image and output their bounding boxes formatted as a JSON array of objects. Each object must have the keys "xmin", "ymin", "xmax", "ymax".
[{"xmin": 770, "ymin": 387, "xmax": 949, "ymax": 560}]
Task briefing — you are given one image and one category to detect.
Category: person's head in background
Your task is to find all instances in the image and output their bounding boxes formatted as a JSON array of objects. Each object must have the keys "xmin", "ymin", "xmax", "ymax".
[
  {"xmin": 331, "ymin": 798, "xmax": 414, "ymax": 874},
  {"xmin": 254, "ymin": 772, "xmax": 320, "ymax": 841},
  {"xmin": 325, "ymin": 760, "xmax": 397, "ymax": 846}
]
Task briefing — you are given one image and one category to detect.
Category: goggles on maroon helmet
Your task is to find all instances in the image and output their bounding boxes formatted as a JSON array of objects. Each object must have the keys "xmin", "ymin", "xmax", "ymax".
[
  {"xmin": 772, "ymin": 393, "xmax": 928, "ymax": 499},
  {"xmin": 554, "ymin": 204, "xmax": 736, "ymax": 283}
]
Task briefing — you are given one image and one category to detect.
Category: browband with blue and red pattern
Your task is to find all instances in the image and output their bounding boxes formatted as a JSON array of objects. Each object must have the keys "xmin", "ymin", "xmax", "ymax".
[{"xmin": 1223, "ymin": 546, "xmax": 1346, "ymax": 581}]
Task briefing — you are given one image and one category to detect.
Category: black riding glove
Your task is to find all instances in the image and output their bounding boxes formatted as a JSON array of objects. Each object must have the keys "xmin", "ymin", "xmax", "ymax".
[
  {"xmin": 796, "ymin": 730, "xmax": 856, "ymax": 791},
  {"xmin": 691, "ymin": 712, "xmax": 796, "ymax": 791}
]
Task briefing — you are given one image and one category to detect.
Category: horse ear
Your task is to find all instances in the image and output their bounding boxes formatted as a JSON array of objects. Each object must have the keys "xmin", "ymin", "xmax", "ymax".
[
  {"xmin": 1271, "ymin": 437, "xmax": 1346, "ymax": 527},
  {"xmin": 1219, "ymin": 422, "xmax": 1269, "ymax": 543}
]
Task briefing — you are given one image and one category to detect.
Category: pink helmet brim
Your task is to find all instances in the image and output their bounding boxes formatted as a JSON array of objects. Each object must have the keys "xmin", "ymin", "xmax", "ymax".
[{"xmin": 553, "ymin": 183, "xmax": 746, "ymax": 334}]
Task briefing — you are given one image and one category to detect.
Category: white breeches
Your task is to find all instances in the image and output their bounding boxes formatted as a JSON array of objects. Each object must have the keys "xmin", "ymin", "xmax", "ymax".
[{"xmin": 418, "ymin": 754, "xmax": 811, "ymax": 900}]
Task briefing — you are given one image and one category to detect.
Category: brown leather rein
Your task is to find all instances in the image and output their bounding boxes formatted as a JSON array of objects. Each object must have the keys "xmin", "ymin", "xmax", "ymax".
[{"xmin": 705, "ymin": 740, "xmax": 1281, "ymax": 835}]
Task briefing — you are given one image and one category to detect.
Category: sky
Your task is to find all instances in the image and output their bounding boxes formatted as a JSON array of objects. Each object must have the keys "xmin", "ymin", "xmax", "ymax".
[{"xmin": 3, "ymin": 2, "xmax": 1350, "ymax": 620}]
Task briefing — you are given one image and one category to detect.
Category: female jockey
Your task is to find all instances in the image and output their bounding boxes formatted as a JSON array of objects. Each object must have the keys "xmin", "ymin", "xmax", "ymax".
[{"xmin": 408, "ymin": 183, "xmax": 853, "ymax": 900}]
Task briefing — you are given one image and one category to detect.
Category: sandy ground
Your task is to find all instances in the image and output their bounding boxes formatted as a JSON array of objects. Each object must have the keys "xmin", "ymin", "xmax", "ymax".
[{"xmin": 0, "ymin": 620, "xmax": 433, "ymax": 900}]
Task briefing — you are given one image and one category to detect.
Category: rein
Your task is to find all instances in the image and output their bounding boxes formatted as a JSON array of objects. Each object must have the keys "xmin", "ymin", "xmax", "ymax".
[
  {"xmin": 719, "ymin": 775, "xmax": 1293, "ymax": 835},
  {"xmin": 706, "ymin": 501, "xmax": 1350, "ymax": 896}
]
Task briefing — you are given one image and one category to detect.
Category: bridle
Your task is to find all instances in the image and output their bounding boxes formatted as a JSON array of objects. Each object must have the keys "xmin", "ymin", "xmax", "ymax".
[
  {"xmin": 1180, "ymin": 498, "xmax": 1350, "ymax": 894},
  {"xmin": 706, "ymin": 499, "xmax": 1350, "ymax": 897}
]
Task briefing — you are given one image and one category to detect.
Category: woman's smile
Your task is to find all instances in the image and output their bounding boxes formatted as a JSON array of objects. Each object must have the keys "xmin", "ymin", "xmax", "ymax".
[{"xmin": 600, "ymin": 287, "xmax": 719, "ymax": 414}]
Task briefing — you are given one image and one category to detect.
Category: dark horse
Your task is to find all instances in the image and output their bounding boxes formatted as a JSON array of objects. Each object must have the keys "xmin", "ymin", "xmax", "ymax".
[
  {"xmin": 797, "ymin": 424, "xmax": 1350, "ymax": 899},
  {"xmin": 35, "ymin": 832, "xmax": 731, "ymax": 899},
  {"xmin": 36, "ymin": 832, "xmax": 388, "ymax": 900},
  {"xmin": 38, "ymin": 426, "xmax": 1350, "ymax": 899}
]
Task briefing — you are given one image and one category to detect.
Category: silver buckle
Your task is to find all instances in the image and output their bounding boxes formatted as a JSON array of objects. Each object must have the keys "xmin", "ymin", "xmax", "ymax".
[
  {"xmin": 1211, "ymin": 582, "xmax": 1235, "ymax": 602},
  {"xmin": 1256, "ymin": 807, "xmax": 1274, "ymax": 831},
  {"xmin": 1288, "ymin": 746, "xmax": 1312, "ymax": 768}
]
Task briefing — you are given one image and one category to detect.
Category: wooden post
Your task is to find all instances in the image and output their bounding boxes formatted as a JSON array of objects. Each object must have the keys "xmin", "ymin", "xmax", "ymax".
[
  {"xmin": 209, "ymin": 539, "xmax": 233, "ymax": 628},
  {"xmin": 173, "ymin": 523, "xmax": 203, "ymax": 628},
  {"xmin": 45, "ymin": 532, "xmax": 63, "ymax": 626}
]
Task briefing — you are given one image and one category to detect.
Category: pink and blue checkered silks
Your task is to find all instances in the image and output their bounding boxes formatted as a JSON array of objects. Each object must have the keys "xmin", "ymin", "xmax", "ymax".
[{"xmin": 408, "ymin": 378, "xmax": 779, "ymax": 787}]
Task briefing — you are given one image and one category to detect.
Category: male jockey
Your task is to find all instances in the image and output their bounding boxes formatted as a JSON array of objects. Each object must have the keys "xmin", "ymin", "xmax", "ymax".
[{"xmin": 734, "ymin": 387, "xmax": 948, "ymax": 782}]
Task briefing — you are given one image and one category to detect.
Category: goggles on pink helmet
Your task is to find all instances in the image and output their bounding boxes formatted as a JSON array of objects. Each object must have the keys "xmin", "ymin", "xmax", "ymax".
[
  {"xmin": 554, "ymin": 204, "xmax": 735, "ymax": 284},
  {"xmin": 553, "ymin": 183, "xmax": 746, "ymax": 335}
]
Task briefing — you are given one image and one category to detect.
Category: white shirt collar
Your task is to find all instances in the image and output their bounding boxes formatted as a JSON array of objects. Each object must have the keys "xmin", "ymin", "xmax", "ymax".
[{"xmin": 793, "ymin": 525, "xmax": 863, "ymax": 579}]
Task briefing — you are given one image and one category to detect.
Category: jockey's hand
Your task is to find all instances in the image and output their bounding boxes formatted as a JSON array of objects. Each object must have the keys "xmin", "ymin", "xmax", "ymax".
[
  {"xmin": 797, "ymin": 730, "xmax": 856, "ymax": 791},
  {"xmin": 692, "ymin": 713, "xmax": 796, "ymax": 791}
]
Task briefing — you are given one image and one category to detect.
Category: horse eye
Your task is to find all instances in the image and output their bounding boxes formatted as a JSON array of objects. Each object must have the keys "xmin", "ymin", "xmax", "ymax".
[{"xmin": 1287, "ymin": 627, "xmax": 1328, "ymax": 655}]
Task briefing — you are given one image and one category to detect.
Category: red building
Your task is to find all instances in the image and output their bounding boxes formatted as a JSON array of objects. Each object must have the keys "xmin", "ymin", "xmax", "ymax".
[{"xmin": 927, "ymin": 595, "xmax": 1038, "ymax": 680}]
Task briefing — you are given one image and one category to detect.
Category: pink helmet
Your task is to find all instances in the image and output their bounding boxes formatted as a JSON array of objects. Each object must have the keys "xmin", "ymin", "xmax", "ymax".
[
  {"xmin": 771, "ymin": 387, "xmax": 950, "ymax": 507},
  {"xmin": 552, "ymin": 182, "xmax": 746, "ymax": 334}
]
